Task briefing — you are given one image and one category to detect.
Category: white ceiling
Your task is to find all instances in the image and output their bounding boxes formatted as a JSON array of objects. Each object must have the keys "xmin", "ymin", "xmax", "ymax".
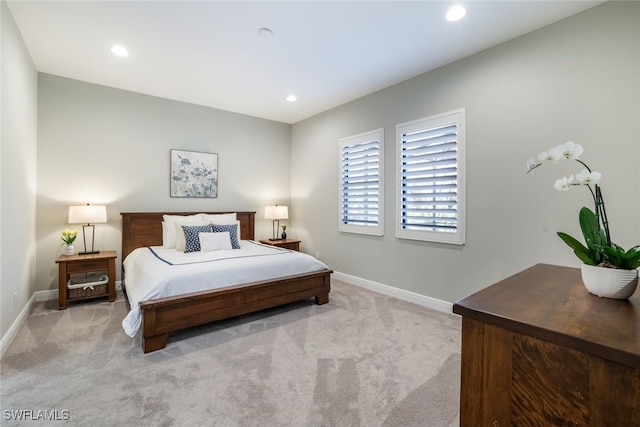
[{"xmin": 8, "ymin": 0, "xmax": 603, "ymax": 124}]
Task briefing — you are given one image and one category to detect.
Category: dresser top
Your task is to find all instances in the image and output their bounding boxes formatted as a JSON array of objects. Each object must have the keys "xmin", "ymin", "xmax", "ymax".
[{"xmin": 453, "ymin": 263, "xmax": 640, "ymax": 369}]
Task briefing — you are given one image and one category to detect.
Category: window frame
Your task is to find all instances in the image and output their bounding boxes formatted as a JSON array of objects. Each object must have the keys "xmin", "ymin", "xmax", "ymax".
[
  {"xmin": 395, "ymin": 109, "xmax": 466, "ymax": 245},
  {"xmin": 338, "ymin": 128, "xmax": 385, "ymax": 236}
]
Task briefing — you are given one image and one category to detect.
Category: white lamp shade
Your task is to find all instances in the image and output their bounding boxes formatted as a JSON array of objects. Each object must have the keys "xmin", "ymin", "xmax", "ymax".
[
  {"xmin": 264, "ymin": 205, "xmax": 288, "ymax": 220},
  {"xmin": 68, "ymin": 205, "xmax": 107, "ymax": 224}
]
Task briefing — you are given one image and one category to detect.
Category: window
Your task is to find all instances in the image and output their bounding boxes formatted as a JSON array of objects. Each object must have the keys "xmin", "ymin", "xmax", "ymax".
[
  {"xmin": 396, "ymin": 109, "xmax": 465, "ymax": 245},
  {"xmin": 339, "ymin": 129, "xmax": 384, "ymax": 236}
]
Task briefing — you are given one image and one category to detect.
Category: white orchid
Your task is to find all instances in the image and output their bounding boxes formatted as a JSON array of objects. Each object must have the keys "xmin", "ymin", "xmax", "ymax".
[
  {"xmin": 528, "ymin": 141, "xmax": 583, "ymax": 173},
  {"xmin": 554, "ymin": 175, "xmax": 574, "ymax": 191},
  {"xmin": 559, "ymin": 141, "xmax": 583, "ymax": 159},
  {"xmin": 536, "ymin": 148, "xmax": 561, "ymax": 164},
  {"xmin": 575, "ymin": 169, "xmax": 601, "ymax": 185},
  {"xmin": 527, "ymin": 142, "xmax": 640, "ymax": 270},
  {"xmin": 527, "ymin": 142, "xmax": 598, "ymax": 193}
]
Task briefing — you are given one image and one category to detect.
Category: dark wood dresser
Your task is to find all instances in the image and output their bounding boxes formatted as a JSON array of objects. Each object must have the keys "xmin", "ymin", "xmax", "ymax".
[{"xmin": 453, "ymin": 263, "xmax": 640, "ymax": 426}]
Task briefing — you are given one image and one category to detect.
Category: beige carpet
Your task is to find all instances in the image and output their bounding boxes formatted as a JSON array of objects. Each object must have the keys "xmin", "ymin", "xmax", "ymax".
[{"xmin": 1, "ymin": 279, "xmax": 461, "ymax": 426}]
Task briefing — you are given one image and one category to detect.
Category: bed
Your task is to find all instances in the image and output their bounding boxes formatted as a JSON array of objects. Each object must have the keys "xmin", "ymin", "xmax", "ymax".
[{"xmin": 121, "ymin": 211, "xmax": 332, "ymax": 353}]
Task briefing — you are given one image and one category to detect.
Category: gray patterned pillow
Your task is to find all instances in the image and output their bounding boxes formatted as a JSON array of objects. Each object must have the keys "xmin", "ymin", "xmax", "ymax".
[{"xmin": 182, "ymin": 224, "xmax": 214, "ymax": 253}]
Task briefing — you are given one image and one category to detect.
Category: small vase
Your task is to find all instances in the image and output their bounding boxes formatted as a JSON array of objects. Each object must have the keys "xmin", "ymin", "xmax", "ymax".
[
  {"xmin": 64, "ymin": 244, "xmax": 75, "ymax": 256},
  {"xmin": 581, "ymin": 263, "xmax": 638, "ymax": 299},
  {"xmin": 281, "ymin": 232, "xmax": 287, "ymax": 240}
]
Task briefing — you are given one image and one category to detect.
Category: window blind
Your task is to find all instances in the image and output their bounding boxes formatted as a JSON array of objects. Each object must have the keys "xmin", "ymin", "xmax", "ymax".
[
  {"xmin": 339, "ymin": 129, "xmax": 384, "ymax": 236},
  {"xmin": 396, "ymin": 109, "xmax": 465, "ymax": 244}
]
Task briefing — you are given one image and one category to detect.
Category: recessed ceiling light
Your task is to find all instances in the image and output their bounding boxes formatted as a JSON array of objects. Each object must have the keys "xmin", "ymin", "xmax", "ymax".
[
  {"xmin": 111, "ymin": 45, "xmax": 129, "ymax": 57},
  {"xmin": 286, "ymin": 95, "xmax": 297, "ymax": 102},
  {"xmin": 446, "ymin": 5, "xmax": 467, "ymax": 22},
  {"xmin": 257, "ymin": 27, "xmax": 273, "ymax": 38}
]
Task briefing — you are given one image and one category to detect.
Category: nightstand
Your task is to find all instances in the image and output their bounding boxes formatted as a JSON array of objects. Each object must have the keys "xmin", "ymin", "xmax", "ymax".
[
  {"xmin": 259, "ymin": 239, "xmax": 301, "ymax": 251},
  {"xmin": 55, "ymin": 250, "xmax": 117, "ymax": 309}
]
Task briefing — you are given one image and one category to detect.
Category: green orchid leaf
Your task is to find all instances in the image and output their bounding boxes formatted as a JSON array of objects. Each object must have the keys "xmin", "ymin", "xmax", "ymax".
[
  {"xmin": 622, "ymin": 246, "xmax": 640, "ymax": 269},
  {"xmin": 599, "ymin": 243, "xmax": 640, "ymax": 269},
  {"xmin": 557, "ymin": 232, "xmax": 597, "ymax": 265},
  {"xmin": 625, "ymin": 246, "xmax": 640, "ymax": 260},
  {"xmin": 579, "ymin": 207, "xmax": 601, "ymax": 251},
  {"xmin": 575, "ymin": 250, "xmax": 597, "ymax": 265},
  {"xmin": 602, "ymin": 246, "xmax": 622, "ymax": 266}
]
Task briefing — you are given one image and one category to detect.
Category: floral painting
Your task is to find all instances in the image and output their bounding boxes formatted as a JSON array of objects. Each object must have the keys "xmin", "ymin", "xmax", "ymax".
[{"xmin": 170, "ymin": 149, "xmax": 218, "ymax": 198}]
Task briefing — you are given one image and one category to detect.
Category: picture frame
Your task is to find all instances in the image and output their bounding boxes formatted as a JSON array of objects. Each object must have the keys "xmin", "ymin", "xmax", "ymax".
[{"xmin": 170, "ymin": 149, "xmax": 218, "ymax": 198}]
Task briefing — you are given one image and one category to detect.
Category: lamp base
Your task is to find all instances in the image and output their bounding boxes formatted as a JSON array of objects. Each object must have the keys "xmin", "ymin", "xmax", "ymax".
[
  {"xmin": 79, "ymin": 250, "xmax": 101, "ymax": 255},
  {"xmin": 268, "ymin": 238, "xmax": 281, "ymax": 241}
]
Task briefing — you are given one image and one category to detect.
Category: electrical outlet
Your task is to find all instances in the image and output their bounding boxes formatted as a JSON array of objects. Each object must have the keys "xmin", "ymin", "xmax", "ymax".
[{"xmin": 13, "ymin": 292, "xmax": 17, "ymax": 307}]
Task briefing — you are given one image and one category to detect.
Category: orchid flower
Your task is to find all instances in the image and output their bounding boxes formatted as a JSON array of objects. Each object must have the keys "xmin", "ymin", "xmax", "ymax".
[
  {"xmin": 554, "ymin": 175, "xmax": 574, "ymax": 191},
  {"xmin": 537, "ymin": 148, "xmax": 561, "ymax": 163},
  {"xmin": 558, "ymin": 141, "xmax": 583, "ymax": 159},
  {"xmin": 575, "ymin": 169, "xmax": 601, "ymax": 185},
  {"xmin": 527, "ymin": 141, "xmax": 582, "ymax": 173}
]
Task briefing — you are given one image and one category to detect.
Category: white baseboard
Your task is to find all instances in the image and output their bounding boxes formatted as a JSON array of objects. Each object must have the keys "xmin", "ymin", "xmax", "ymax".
[
  {"xmin": 332, "ymin": 271, "xmax": 454, "ymax": 315},
  {"xmin": 0, "ymin": 292, "xmax": 36, "ymax": 359},
  {"xmin": 1, "ymin": 281, "xmax": 123, "ymax": 359},
  {"xmin": 35, "ymin": 289, "xmax": 57, "ymax": 302}
]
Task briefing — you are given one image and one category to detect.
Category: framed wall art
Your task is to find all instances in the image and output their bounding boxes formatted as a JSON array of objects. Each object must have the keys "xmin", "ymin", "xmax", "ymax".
[{"xmin": 170, "ymin": 149, "xmax": 218, "ymax": 198}]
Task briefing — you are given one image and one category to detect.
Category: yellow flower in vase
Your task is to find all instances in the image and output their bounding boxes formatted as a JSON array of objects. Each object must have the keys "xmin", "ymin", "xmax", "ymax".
[{"xmin": 60, "ymin": 229, "xmax": 78, "ymax": 246}]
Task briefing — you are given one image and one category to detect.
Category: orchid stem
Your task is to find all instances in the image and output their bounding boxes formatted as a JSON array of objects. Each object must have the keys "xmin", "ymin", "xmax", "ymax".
[{"xmin": 596, "ymin": 185, "xmax": 611, "ymax": 246}]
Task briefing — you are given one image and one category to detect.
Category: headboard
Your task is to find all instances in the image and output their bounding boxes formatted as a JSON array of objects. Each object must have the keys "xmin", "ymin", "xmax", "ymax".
[{"xmin": 121, "ymin": 211, "xmax": 256, "ymax": 260}]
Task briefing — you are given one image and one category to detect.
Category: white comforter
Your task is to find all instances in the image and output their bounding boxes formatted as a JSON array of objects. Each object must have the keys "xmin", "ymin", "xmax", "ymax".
[{"xmin": 122, "ymin": 240, "xmax": 329, "ymax": 337}]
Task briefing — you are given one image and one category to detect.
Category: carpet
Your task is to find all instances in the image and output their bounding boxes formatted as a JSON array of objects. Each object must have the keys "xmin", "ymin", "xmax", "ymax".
[{"xmin": 0, "ymin": 279, "xmax": 461, "ymax": 426}]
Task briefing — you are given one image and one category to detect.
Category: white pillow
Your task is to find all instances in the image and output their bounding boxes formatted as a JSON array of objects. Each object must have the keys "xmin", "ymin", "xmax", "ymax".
[
  {"xmin": 162, "ymin": 214, "xmax": 203, "ymax": 248},
  {"xmin": 201, "ymin": 213, "xmax": 236, "ymax": 224},
  {"xmin": 175, "ymin": 220, "xmax": 210, "ymax": 251},
  {"xmin": 199, "ymin": 232, "xmax": 233, "ymax": 252}
]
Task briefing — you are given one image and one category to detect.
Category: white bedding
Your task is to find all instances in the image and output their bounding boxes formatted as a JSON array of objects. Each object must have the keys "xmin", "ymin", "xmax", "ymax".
[{"xmin": 122, "ymin": 240, "xmax": 329, "ymax": 337}]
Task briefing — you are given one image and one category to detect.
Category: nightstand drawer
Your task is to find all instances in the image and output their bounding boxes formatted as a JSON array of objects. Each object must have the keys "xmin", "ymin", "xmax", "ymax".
[
  {"xmin": 277, "ymin": 242, "xmax": 299, "ymax": 251},
  {"xmin": 259, "ymin": 239, "xmax": 301, "ymax": 251},
  {"xmin": 65, "ymin": 259, "xmax": 109, "ymax": 273}
]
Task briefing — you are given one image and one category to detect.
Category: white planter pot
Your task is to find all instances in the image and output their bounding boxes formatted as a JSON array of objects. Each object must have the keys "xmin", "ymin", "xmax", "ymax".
[
  {"xmin": 64, "ymin": 244, "xmax": 75, "ymax": 256},
  {"xmin": 581, "ymin": 263, "xmax": 639, "ymax": 299}
]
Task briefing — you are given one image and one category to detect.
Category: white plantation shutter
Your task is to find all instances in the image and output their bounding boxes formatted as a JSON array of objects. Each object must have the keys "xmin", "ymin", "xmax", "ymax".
[
  {"xmin": 339, "ymin": 129, "xmax": 384, "ymax": 236},
  {"xmin": 396, "ymin": 109, "xmax": 465, "ymax": 244}
]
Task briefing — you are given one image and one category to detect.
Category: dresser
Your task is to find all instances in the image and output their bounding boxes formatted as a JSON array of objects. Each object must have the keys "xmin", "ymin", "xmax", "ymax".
[{"xmin": 453, "ymin": 263, "xmax": 640, "ymax": 426}]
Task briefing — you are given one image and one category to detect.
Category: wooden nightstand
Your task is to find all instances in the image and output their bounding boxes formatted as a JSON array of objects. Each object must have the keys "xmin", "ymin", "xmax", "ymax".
[
  {"xmin": 55, "ymin": 250, "xmax": 117, "ymax": 309},
  {"xmin": 259, "ymin": 239, "xmax": 301, "ymax": 251}
]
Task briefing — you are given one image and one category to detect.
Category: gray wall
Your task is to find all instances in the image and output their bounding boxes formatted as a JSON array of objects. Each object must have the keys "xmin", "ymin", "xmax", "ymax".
[
  {"xmin": 36, "ymin": 75, "xmax": 292, "ymax": 292},
  {"xmin": 1, "ymin": 1, "xmax": 38, "ymax": 339},
  {"xmin": 291, "ymin": 1, "xmax": 640, "ymax": 303}
]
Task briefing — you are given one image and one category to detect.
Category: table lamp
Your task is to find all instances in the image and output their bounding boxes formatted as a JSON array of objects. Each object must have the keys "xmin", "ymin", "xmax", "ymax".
[
  {"xmin": 264, "ymin": 205, "xmax": 288, "ymax": 241},
  {"xmin": 68, "ymin": 204, "xmax": 107, "ymax": 254}
]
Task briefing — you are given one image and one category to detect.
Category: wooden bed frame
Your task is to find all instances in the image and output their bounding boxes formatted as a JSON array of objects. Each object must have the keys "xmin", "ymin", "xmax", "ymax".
[{"xmin": 121, "ymin": 211, "xmax": 332, "ymax": 353}]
